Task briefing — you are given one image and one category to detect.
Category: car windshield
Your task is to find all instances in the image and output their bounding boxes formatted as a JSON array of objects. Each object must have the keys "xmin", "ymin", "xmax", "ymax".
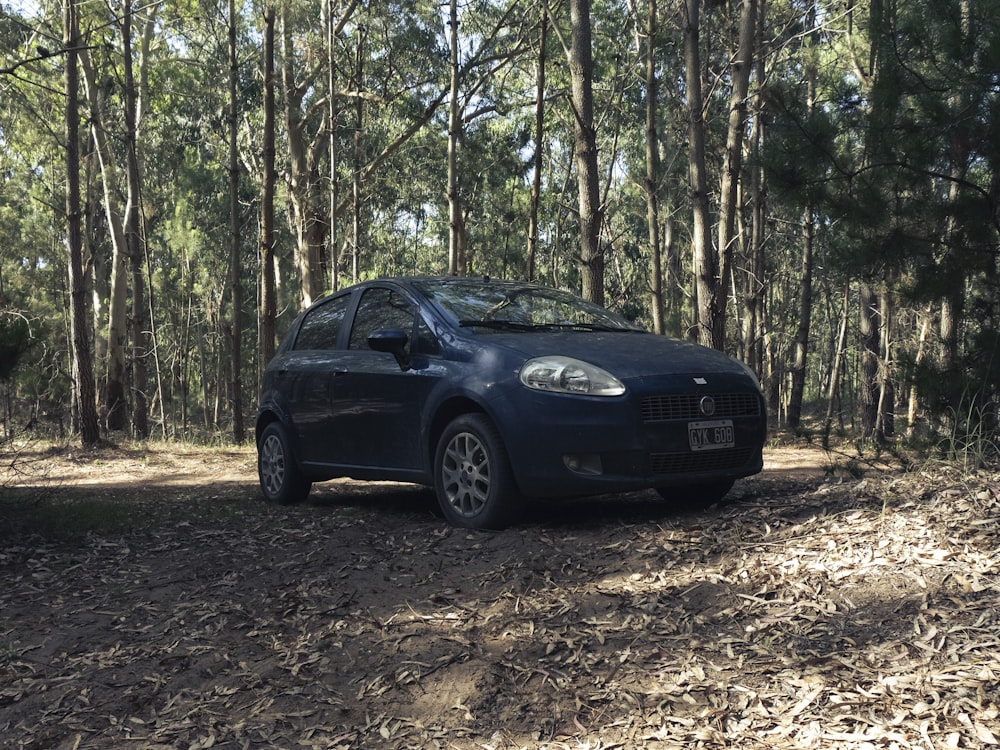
[{"xmin": 411, "ymin": 279, "xmax": 642, "ymax": 332}]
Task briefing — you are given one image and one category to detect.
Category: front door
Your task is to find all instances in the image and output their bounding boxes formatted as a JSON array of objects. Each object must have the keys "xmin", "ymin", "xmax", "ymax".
[{"xmin": 327, "ymin": 286, "xmax": 441, "ymax": 472}]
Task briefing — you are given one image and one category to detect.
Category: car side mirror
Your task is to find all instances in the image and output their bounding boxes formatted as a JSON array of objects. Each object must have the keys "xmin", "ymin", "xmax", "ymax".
[{"xmin": 368, "ymin": 328, "xmax": 411, "ymax": 371}]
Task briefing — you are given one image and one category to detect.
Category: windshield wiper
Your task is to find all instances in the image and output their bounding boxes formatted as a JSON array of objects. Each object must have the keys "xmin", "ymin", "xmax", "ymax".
[
  {"xmin": 458, "ymin": 319, "xmax": 540, "ymax": 331},
  {"xmin": 459, "ymin": 319, "xmax": 641, "ymax": 333},
  {"xmin": 534, "ymin": 322, "xmax": 641, "ymax": 332}
]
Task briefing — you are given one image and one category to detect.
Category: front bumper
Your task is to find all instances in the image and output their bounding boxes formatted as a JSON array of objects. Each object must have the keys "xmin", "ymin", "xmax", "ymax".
[{"xmin": 492, "ymin": 377, "xmax": 766, "ymax": 497}]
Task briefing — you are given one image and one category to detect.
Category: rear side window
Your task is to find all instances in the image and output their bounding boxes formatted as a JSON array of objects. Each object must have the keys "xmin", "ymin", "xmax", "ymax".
[{"xmin": 293, "ymin": 294, "xmax": 350, "ymax": 350}]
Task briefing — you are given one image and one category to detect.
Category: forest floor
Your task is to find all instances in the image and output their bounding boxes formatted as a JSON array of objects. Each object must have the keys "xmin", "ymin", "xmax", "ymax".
[{"xmin": 1, "ymin": 437, "xmax": 999, "ymax": 749}]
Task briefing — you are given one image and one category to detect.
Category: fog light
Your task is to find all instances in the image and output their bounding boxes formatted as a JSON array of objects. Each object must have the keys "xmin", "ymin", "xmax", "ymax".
[{"xmin": 564, "ymin": 453, "xmax": 603, "ymax": 475}]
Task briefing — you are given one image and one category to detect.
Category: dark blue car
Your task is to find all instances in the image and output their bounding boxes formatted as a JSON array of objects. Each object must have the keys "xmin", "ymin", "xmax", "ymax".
[{"xmin": 256, "ymin": 277, "xmax": 766, "ymax": 528}]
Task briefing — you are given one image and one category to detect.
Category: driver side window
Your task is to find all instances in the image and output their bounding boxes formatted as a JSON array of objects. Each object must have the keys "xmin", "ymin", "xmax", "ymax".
[{"xmin": 348, "ymin": 288, "xmax": 416, "ymax": 350}]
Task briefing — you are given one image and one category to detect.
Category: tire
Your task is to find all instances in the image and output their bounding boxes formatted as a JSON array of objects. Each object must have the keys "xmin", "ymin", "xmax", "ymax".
[
  {"xmin": 257, "ymin": 422, "xmax": 312, "ymax": 505},
  {"xmin": 656, "ymin": 479, "xmax": 734, "ymax": 510},
  {"xmin": 434, "ymin": 414, "xmax": 522, "ymax": 529}
]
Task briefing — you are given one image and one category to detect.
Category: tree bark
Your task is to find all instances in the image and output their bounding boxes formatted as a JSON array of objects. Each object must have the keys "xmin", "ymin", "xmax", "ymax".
[
  {"xmin": 683, "ymin": 0, "xmax": 712, "ymax": 345},
  {"xmin": 711, "ymin": 0, "xmax": 756, "ymax": 350},
  {"xmin": 787, "ymin": 1, "xmax": 816, "ymax": 431},
  {"xmin": 260, "ymin": 6, "xmax": 278, "ymax": 369},
  {"xmin": 121, "ymin": 0, "xmax": 149, "ymax": 438},
  {"xmin": 352, "ymin": 26, "xmax": 365, "ymax": 283},
  {"xmin": 326, "ymin": 0, "xmax": 339, "ymax": 292},
  {"xmin": 281, "ymin": 4, "xmax": 327, "ymax": 308},
  {"xmin": 906, "ymin": 309, "xmax": 930, "ymax": 435},
  {"xmin": 742, "ymin": 0, "xmax": 767, "ymax": 375},
  {"xmin": 938, "ymin": 0, "xmax": 972, "ymax": 380},
  {"xmin": 80, "ymin": 53, "xmax": 128, "ymax": 432},
  {"xmin": 859, "ymin": 280, "xmax": 881, "ymax": 442},
  {"xmin": 228, "ymin": 0, "xmax": 244, "ymax": 443},
  {"xmin": 447, "ymin": 0, "xmax": 463, "ymax": 276},
  {"xmin": 644, "ymin": 0, "xmax": 664, "ymax": 334},
  {"xmin": 787, "ymin": 205, "xmax": 814, "ymax": 431},
  {"xmin": 823, "ymin": 284, "xmax": 850, "ymax": 446},
  {"xmin": 568, "ymin": 0, "xmax": 603, "ymax": 304},
  {"xmin": 526, "ymin": 11, "xmax": 547, "ymax": 283},
  {"xmin": 64, "ymin": 0, "xmax": 100, "ymax": 446},
  {"xmin": 876, "ymin": 287, "xmax": 894, "ymax": 438}
]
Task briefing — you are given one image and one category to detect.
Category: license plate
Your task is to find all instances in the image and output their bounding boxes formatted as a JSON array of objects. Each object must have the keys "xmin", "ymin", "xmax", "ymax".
[{"xmin": 688, "ymin": 419, "xmax": 734, "ymax": 451}]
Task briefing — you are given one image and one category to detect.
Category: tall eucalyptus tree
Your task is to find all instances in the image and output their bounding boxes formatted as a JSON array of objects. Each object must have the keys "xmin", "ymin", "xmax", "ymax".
[
  {"xmin": 227, "ymin": 0, "xmax": 244, "ymax": 442},
  {"xmin": 526, "ymin": 10, "xmax": 547, "ymax": 283},
  {"xmin": 281, "ymin": 0, "xmax": 331, "ymax": 308},
  {"xmin": 682, "ymin": 0, "xmax": 711, "ymax": 343},
  {"xmin": 684, "ymin": 0, "xmax": 757, "ymax": 350},
  {"xmin": 567, "ymin": 0, "xmax": 603, "ymax": 304},
  {"xmin": 80, "ymin": 49, "xmax": 130, "ymax": 431},
  {"xmin": 447, "ymin": 0, "xmax": 462, "ymax": 274},
  {"xmin": 64, "ymin": 0, "xmax": 100, "ymax": 444},
  {"xmin": 120, "ymin": 0, "xmax": 150, "ymax": 438},
  {"xmin": 643, "ymin": 0, "xmax": 664, "ymax": 333},
  {"xmin": 260, "ymin": 5, "xmax": 278, "ymax": 367},
  {"xmin": 786, "ymin": 0, "xmax": 818, "ymax": 432}
]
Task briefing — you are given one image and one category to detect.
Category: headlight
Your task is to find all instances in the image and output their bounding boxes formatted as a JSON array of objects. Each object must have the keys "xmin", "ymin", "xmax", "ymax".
[{"xmin": 519, "ymin": 356, "xmax": 626, "ymax": 396}]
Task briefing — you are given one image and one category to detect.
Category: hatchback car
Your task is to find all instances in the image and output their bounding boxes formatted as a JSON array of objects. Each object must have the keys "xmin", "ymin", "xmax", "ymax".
[{"xmin": 256, "ymin": 277, "xmax": 766, "ymax": 528}]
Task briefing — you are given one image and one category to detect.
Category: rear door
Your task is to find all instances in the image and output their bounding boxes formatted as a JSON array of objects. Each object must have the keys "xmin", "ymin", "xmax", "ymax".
[{"xmin": 279, "ymin": 292, "xmax": 352, "ymax": 465}]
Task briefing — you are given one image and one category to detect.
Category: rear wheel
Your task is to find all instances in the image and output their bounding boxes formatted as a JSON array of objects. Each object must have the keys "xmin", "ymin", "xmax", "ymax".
[
  {"xmin": 258, "ymin": 422, "xmax": 312, "ymax": 505},
  {"xmin": 434, "ymin": 414, "xmax": 522, "ymax": 529},
  {"xmin": 656, "ymin": 479, "xmax": 734, "ymax": 510}
]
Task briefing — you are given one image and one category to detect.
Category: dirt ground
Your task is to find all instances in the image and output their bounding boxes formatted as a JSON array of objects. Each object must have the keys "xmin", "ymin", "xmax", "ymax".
[{"xmin": 1, "ymin": 441, "xmax": 999, "ymax": 749}]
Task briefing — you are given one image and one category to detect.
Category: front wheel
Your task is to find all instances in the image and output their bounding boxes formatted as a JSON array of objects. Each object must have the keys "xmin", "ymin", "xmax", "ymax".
[
  {"xmin": 434, "ymin": 414, "xmax": 522, "ymax": 529},
  {"xmin": 656, "ymin": 479, "xmax": 734, "ymax": 510},
  {"xmin": 258, "ymin": 422, "xmax": 312, "ymax": 505}
]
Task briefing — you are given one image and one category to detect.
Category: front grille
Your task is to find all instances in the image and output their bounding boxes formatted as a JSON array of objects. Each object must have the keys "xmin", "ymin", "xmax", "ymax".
[
  {"xmin": 650, "ymin": 447, "xmax": 756, "ymax": 475},
  {"xmin": 641, "ymin": 392, "xmax": 761, "ymax": 422}
]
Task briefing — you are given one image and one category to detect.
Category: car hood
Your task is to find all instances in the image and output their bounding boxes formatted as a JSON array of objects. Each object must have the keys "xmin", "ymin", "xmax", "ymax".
[{"xmin": 472, "ymin": 331, "xmax": 751, "ymax": 380}]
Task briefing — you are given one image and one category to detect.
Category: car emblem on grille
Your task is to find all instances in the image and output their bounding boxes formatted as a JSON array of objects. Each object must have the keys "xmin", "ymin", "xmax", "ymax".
[{"xmin": 699, "ymin": 396, "xmax": 716, "ymax": 417}]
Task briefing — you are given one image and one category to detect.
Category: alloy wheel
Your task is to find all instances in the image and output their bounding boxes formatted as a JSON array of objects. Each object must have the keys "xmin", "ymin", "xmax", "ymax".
[
  {"xmin": 440, "ymin": 431, "xmax": 491, "ymax": 517},
  {"xmin": 259, "ymin": 432, "xmax": 286, "ymax": 498}
]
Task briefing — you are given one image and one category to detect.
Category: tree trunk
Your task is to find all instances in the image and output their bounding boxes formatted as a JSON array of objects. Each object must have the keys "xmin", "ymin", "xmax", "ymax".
[
  {"xmin": 786, "ymin": 2, "xmax": 816, "ymax": 432},
  {"xmin": 823, "ymin": 284, "xmax": 850, "ymax": 447},
  {"xmin": 447, "ymin": 0, "xmax": 463, "ymax": 276},
  {"xmin": 526, "ymin": 10, "xmax": 547, "ymax": 283},
  {"xmin": 81, "ymin": 54, "xmax": 128, "ymax": 432},
  {"xmin": 787, "ymin": 204, "xmax": 814, "ymax": 431},
  {"xmin": 876, "ymin": 287, "xmax": 895, "ymax": 438},
  {"xmin": 568, "ymin": 0, "xmax": 603, "ymax": 304},
  {"xmin": 859, "ymin": 280, "xmax": 881, "ymax": 442},
  {"xmin": 64, "ymin": 0, "xmax": 100, "ymax": 446},
  {"xmin": 683, "ymin": 0, "xmax": 712, "ymax": 345},
  {"xmin": 711, "ymin": 0, "xmax": 757, "ymax": 350},
  {"xmin": 281, "ymin": 5, "xmax": 326, "ymax": 308},
  {"xmin": 228, "ymin": 0, "xmax": 244, "ymax": 443},
  {"xmin": 352, "ymin": 26, "xmax": 365, "ymax": 283},
  {"xmin": 326, "ymin": 0, "xmax": 339, "ymax": 292},
  {"xmin": 644, "ymin": 0, "xmax": 664, "ymax": 334},
  {"xmin": 742, "ymin": 0, "xmax": 767, "ymax": 375},
  {"xmin": 939, "ymin": 294, "xmax": 960, "ymax": 373},
  {"xmin": 939, "ymin": 0, "xmax": 972, "ymax": 382},
  {"xmin": 121, "ymin": 0, "xmax": 149, "ymax": 438},
  {"xmin": 260, "ymin": 6, "xmax": 278, "ymax": 369},
  {"xmin": 906, "ymin": 309, "xmax": 930, "ymax": 436}
]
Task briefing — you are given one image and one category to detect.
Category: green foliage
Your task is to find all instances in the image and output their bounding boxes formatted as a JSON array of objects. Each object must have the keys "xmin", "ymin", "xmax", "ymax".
[
  {"xmin": 0, "ymin": 0, "xmax": 997, "ymax": 467},
  {"xmin": 0, "ymin": 313, "xmax": 31, "ymax": 381}
]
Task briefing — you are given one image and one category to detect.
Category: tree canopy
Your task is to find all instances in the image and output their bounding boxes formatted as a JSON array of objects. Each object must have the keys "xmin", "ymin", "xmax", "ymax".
[{"xmin": 0, "ymin": 0, "xmax": 997, "ymax": 455}]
